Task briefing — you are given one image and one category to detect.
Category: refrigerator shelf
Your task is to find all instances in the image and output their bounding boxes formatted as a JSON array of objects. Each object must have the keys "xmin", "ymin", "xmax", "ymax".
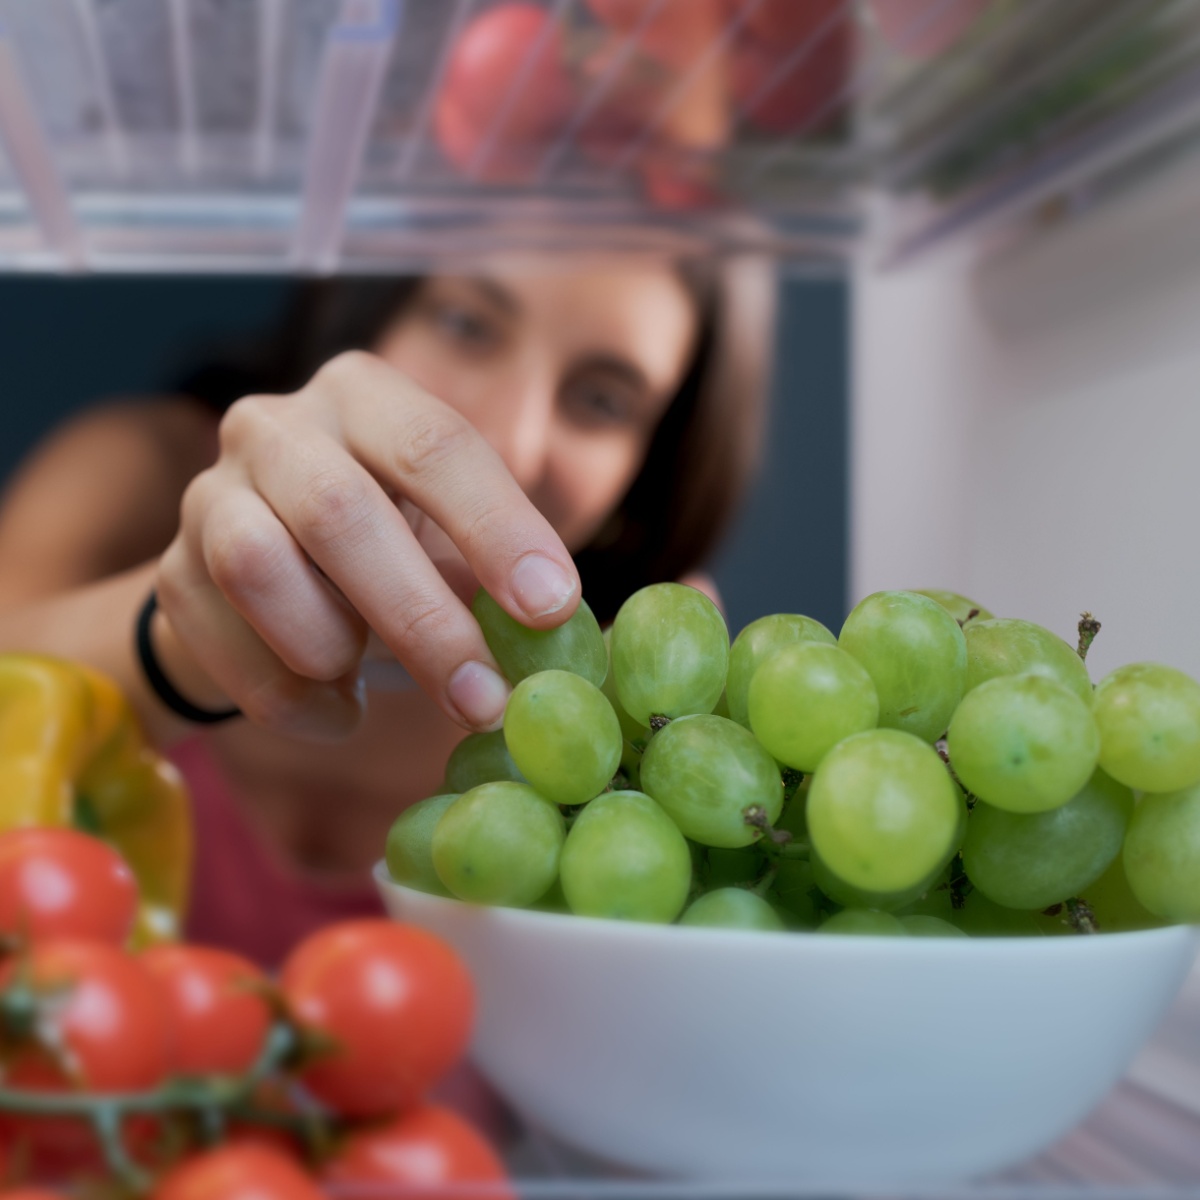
[{"xmin": 0, "ymin": 0, "xmax": 1197, "ymax": 273}]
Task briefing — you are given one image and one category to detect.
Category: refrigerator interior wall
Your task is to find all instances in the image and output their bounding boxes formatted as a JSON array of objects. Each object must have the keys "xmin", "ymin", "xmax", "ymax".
[{"xmin": 852, "ymin": 150, "xmax": 1200, "ymax": 681}]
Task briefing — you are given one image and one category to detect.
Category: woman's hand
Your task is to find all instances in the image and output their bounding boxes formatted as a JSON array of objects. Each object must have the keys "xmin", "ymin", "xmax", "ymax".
[{"xmin": 156, "ymin": 351, "xmax": 581, "ymax": 739}]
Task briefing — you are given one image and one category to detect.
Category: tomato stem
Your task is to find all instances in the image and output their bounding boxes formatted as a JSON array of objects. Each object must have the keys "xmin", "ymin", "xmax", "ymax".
[{"xmin": 0, "ymin": 1019, "xmax": 319, "ymax": 1190}]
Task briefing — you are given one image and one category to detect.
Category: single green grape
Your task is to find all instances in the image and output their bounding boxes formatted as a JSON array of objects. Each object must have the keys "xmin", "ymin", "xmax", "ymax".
[
  {"xmin": 906, "ymin": 883, "xmax": 1045, "ymax": 936},
  {"xmin": 947, "ymin": 674, "xmax": 1101, "ymax": 814},
  {"xmin": 961, "ymin": 769, "xmax": 1132, "ymax": 910},
  {"xmin": 748, "ymin": 642, "xmax": 879, "ymax": 772},
  {"xmin": 610, "ymin": 583, "xmax": 729, "ymax": 726},
  {"xmin": 384, "ymin": 793, "xmax": 459, "ymax": 896},
  {"xmin": 639, "ymin": 714, "xmax": 782, "ymax": 848},
  {"xmin": 558, "ymin": 791, "xmax": 691, "ymax": 923},
  {"xmin": 1123, "ymin": 783, "xmax": 1200, "ymax": 922},
  {"xmin": 679, "ymin": 888, "xmax": 785, "ymax": 932},
  {"xmin": 503, "ymin": 670, "xmax": 622, "ymax": 807},
  {"xmin": 913, "ymin": 589, "xmax": 994, "ymax": 626},
  {"xmin": 817, "ymin": 910, "xmax": 908, "ymax": 936},
  {"xmin": 838, "ymin": 591, "xmax": 967, "ymax": 742},
  {"xmin": 473, "ymin": 588, "xmax": 607, "ymax": 687},
  {"xmin": 899, "ymin": 914, "xmax": 968, "ymax": 938},
  {"xmin": 1093, "ymin": 662, "xmax": 1200, "ymax": 792},
  {"xmin": 964, "ymin": 617, "xmax": 1092, "ymax": 704},
  {"xmin": 601, "ymin": 627, "xmax": 651, "ymax": 747},
  {"xmin": 1075, "ymin": 855, "xmax": 1167, "ymax": 933},
  {"xmin": 529, "ymin": 876, "xmax": 570, "ymax": 915},
  {"xmin": 431, "ymin": 782, "xmax": 564, "ymax": 907},
  {"xmin": 725, "ymin": 613, "xmax": 836, "ymax": 728},
  {"xmin": 444, "ymin": 730, "xmax": 525, "ymax": 793},
  {"xmin": 768, "ymin": 858, "xmax": 820, "ymax": 928},
  {"xmin": 704, "ymin": 846, "xmax": 760, "ymax": 889},
  {"xmin": 806, "ymin": 728, "xmax": 964, "ymax": 893},
  {"xmin": 810, "ymin": 847, "xmax": 946, "ymax": 913},
  {"xmin": 617, "ymin": 739, "xmax": 642, "ymax": 791},
  {"xmin": 957, "ymin": 900, "xmax": 1045, "ymax": 936}
]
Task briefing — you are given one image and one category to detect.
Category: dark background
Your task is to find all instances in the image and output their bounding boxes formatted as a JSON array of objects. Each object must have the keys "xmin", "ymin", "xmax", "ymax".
[{"xmin": 0, "ymin": 275, "xmax": 848, "ymax": 635}]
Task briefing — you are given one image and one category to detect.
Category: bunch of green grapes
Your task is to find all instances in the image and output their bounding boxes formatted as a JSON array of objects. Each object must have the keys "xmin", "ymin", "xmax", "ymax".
[{"xmin": 385, "ymin": 583, "xmax": 1200, "ymax": 937}]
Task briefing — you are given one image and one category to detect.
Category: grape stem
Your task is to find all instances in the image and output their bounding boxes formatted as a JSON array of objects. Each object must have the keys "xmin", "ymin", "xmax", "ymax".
[
  {"xmin": 743, "ymin": 806, "xmax": 809, "ymax": 858},
  {"xmin": 1076, "ymin": 613, "xmax": 1101, "ymax": 661},
  {"xmin": 946, "ymin": 852, "xmax": 973, "ymax": 910},
  {"xmin": 1065, "ymin": 896, "xmax": 1100, "ymax": 934},
  {"xmin": 779, "ymin": 768, "xmax": 805, "ymax": 813},
  {"xmin": 750, "ymin": 864, "xmax": 779, "ymax": 899},
  {"xmin": 934, "ymin": 740, "xmax": 977, "ymax": 810}
]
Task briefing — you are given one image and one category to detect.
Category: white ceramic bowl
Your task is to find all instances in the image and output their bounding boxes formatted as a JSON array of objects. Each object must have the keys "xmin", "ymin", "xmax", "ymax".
[{"xmin": 375, "ymin": 865, "xmax": 1199, "ymax": 1186}]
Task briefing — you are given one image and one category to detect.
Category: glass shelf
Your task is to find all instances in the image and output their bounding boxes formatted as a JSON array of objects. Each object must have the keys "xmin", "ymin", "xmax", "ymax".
[{"xmin": 0, "ymin": 0, "xmax": 1197, "ymax": 272}]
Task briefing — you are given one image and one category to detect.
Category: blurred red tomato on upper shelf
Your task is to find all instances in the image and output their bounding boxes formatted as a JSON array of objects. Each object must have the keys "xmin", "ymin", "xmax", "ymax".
[
  {"xmin": 432, "ymin": 0, "xmax": 864, "ymax": 208},
  {"xmin": 435, "ymin": 1, "xmax": 576, "ymax": 183}
]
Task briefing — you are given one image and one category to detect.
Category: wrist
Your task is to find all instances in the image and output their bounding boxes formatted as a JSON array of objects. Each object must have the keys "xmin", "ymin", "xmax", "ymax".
[{"xmin": 136, "ymin": 591, "xmax": 240, "ymax": 725}]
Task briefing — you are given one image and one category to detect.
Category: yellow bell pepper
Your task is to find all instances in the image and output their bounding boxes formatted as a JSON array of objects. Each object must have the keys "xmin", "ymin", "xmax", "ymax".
[{"xmin": 0, "ymin": 654, "xmax": 192, "ymax": 944}]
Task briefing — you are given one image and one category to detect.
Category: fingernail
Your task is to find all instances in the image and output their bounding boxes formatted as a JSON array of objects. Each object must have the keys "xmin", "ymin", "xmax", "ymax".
[
  {"xmin": 448, "ymin": 661, "xmax": 511, "ymax": 730},
  {"xmin": 511, "ymin": 554, "xmax": 577, "ymax": 620}
]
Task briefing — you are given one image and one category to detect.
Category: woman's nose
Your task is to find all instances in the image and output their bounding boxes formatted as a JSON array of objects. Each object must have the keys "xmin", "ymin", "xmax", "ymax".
[{"xmin": 480, "ymin": 374, "xmax": 555, "ymax": 493}]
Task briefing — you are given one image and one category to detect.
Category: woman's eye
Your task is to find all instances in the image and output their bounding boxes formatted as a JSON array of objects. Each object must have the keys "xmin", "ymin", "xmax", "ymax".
[
  {"xmin": 431, "ymin": 303, "xmax": 497, "ymax": 349},
  {"xmin": 563, "ymin": 376, "xmax": 638, "ymax": 426}
]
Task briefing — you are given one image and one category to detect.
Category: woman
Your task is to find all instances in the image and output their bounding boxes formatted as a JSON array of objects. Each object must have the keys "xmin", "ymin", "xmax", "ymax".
[{"xmin": 0, "ymin": 253, "xmax": 774, "ymax": 966}]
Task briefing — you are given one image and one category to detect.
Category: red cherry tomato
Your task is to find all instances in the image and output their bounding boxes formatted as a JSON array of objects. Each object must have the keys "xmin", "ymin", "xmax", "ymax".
[
  {"xmin": 434, "ymin": 88, "xmax": 536, "ymax": 185},
  {"xmin": 0, "ymin": 939, "xmax": 172, "ymax": 1090},
  {"xmin": 150, "ymin": 1143, "xmax": 324, "ymax": 1200},
  {"xmin": 139, "ymin": 944, "xmax": 273, "ymax": 1076},
  {"xmin": 435, "ymin": 1, "xmax": 575, "ymax": 180},
  {"xmin": 586, "ymin": 0, "xmax": 731, "ymax": 155},
  {"xmin": 0, "ymin": 828, "xmax": 138, "ymax": 947},
  {"xmin": 0, "ymin": 939, "xmax": 172, "ymax": 1177},
  {"xmin": 280, "ymin": 920, "xmax": 474, "ymax": 1118},
  {"xmin": 321, "ymin": 1103, "xmax": 513, "ymax": 1198}
]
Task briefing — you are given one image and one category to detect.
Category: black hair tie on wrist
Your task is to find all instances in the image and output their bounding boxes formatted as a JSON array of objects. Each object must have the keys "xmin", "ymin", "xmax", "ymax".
[{"xmin": 135, "ymin": 590, "xmax": 241, "ymax": 725}]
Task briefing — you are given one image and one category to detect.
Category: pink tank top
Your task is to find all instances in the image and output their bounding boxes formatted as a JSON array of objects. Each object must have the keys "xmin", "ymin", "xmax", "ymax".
[{"xmin": 169, "ymin": 736, "xmax": 383, "ymax": 970}]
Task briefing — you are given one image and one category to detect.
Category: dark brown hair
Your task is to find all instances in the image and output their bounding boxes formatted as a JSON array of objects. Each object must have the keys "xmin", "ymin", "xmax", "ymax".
[{"xmin": 179, "ymin": 261, "xmax": 775, "ymax": 623}]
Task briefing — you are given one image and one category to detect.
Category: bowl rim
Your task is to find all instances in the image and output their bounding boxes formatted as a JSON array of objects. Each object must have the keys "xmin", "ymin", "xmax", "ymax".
[{"xmin": 373, "ymin": 861, "xmax": 1200, "ymax": 957}]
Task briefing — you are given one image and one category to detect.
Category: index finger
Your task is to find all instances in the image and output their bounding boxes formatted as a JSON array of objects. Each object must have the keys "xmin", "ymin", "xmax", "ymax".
[{"xmin": 317, "ymin": 351, "xmax": 581, "ymax": 628}]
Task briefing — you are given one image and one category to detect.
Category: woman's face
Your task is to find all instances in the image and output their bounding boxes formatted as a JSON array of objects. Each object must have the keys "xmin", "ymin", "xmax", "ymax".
[{"xmin": 373, "ymin": 257, "xmax": 699, "ymax": 552}]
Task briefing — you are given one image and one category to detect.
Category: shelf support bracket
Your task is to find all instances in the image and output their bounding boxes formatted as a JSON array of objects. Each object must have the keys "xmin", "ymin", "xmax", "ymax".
[
  {"xmin": 0, "ymin": 24, "xmax": 85, "ymax": 268},
  {"xmin": 292, "ymin": 0, "xmax": 402, "ymax": 274}
]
